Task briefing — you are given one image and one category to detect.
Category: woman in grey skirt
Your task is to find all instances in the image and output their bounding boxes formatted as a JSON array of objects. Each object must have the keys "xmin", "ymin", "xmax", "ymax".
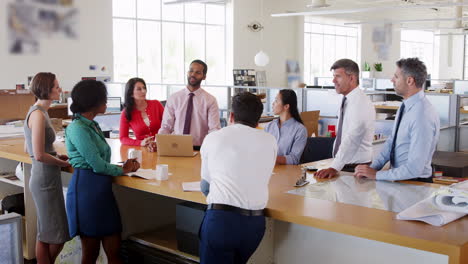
[{"xmin": 24, "ymin": 72, "xmax": 71, "ymax": 263}]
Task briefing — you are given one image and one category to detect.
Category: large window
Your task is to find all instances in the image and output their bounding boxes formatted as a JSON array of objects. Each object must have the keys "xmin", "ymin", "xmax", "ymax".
[
  {"xmin": 303, "ymin": 20, "xmax": 359, "ymax": 85},
  {"xmin": 112, "ymin": 0, "xmax": 227, "ymax": 98},
  {"xmin": 464, "ymin": 35, "xmax": 468, "ymax": 80},
  {"xmin": 400, "ymin": 30, "xmax": 435, "ymax": 76}
]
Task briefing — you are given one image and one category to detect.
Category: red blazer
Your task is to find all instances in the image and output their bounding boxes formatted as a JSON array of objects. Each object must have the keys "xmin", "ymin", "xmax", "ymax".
[{"xmin": 119, "ymin": 100, "xmax": 164, "ymax": 146}]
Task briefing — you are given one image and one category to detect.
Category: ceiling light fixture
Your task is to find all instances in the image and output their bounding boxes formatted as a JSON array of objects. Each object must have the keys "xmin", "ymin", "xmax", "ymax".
[
  {"xmin": 271, "ymin": 1, "xmax": 468, "ymax": 17},
  {"xmin": 163, "ymin": 0, "xmax": 224, "ymax": 5},
  {"xmin": 254, "ymin": 0, "xmax": 269, "ymax": 67},
  {"xmin": 435, "ymin": 32, "xmax": 468, "ymax": 36},
  {"xmin": 307, "ymin": 0, "xmax": 330, "ymax": 8},
  {"xmin": 344, "ymin": 17, "xmax": 468, "ymax": 26}
]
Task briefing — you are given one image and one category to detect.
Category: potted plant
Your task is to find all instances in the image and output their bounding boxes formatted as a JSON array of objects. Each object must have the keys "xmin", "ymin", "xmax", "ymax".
[
  {"xmin": 362, "ymin": 62, "xmax": 371, "ymax": 78},
  {"xmin": 374, "ymin": 62, "xmax": 383, "ymax": 78}
]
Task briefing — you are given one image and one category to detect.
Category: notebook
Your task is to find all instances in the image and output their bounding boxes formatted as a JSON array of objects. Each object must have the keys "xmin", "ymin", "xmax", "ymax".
[
  {"xmin": 182, "ymin": 181, "xmax": 201, "ymax": 192},
  {"xmin": 155, "ymin": 134, "xmax": 197, "ymax": 157}
]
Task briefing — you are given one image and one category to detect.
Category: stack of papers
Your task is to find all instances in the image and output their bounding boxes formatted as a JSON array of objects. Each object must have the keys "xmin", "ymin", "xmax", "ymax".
[
  {"xmin": 182, "ymin": 181, "xmax": 201, "ymax": 192},
  {"xmin": 373, "ymin": 101, "xmax": 402, "ymax": 107},
  {"xmin": 0, "ymin": 125, "xmax": 24, "ymax": 139},
  {"xmin": 397, "ymin": 181, "xmax": 468, "ymax": 226},
  {"xmin": 433, "ymin": 181, "xmax": 468, "ymax": 214}
]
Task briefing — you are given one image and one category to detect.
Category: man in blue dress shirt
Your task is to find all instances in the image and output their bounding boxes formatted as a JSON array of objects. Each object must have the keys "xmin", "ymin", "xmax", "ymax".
[{"xmin": 354, "ymin": 58, "xmax": 440, "ymax": 181}]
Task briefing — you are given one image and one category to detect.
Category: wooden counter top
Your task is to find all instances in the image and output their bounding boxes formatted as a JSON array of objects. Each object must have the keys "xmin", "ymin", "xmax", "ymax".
[
  {"xmin": 374, "ymin": 105, "xmax": 399, "ymax": 110},
  {"xmin": 0, "ymin": 138, "xmax": 466, "ymax": 264}
]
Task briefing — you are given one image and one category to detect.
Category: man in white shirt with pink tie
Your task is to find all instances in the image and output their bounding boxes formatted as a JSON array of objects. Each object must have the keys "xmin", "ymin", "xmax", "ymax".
[{"xmin": 158, "ymin": 60, "xmax": 221, "ymax": 147}]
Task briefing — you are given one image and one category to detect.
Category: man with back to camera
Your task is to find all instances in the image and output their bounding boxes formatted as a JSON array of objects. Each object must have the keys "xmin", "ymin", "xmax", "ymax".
[
  {"xmin": 199, "ymin": 92, "xmax": 277, "ymax": 264},
  {"xmin": 315, "ymin": 59, "xmax": 375, "ymax": 179},
  {"xmin": 158, "ymin": 59, "xmax": 220, "ymax": 147},
  {"xmin": 354, "ymin": 58, "xmax": 440, "ymax": 181}
]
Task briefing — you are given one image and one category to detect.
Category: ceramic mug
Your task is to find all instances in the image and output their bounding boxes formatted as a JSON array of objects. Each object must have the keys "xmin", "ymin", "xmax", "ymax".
[{"xmin": 128, "ymin": 148, "xmax": 142, "ymax": 164}]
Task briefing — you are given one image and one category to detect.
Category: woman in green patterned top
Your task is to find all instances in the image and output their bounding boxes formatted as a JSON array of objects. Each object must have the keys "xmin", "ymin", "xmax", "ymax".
[{"xmin": 65, "ymin": 80, "xmax": 139, "ymax": 264}]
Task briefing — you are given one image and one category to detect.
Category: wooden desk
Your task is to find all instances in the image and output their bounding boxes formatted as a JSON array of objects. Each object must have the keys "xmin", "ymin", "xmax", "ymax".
[
  {"xmin": 374, "ymin": 105, "xmax": 399, "ymax": 110},
  {"xmin": 48, "ymin": 104, "xmax": 69, "ymax": 119},
  {"xmin": 432, "ymin": 151, "xmax": 468, "ymax": 177},
  {"xmin": 0, "ymin": 138, "xmax": 467, "ymax": 264},
  {"xmin": 0, "ymin": 93, "xmax": 35, "ymax": 122}
]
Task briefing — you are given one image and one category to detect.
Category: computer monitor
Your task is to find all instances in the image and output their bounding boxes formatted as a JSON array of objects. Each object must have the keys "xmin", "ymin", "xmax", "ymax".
[
  {"xmin": 0, "ymin": 213, "xmax": 23, "ymax": 264},
  {"xmin": 67, "ymin": 97, "xmax": 73, "ymax": 116},
  {"xmin": 67, "ymin": 97, "xmax": 122, "ymax": 116},
  {"xmin": 106, "ymin": 97, "xmax": 122, "ymax": 113},
  {"xmin": 375, "ymin": 79, "xmax": 394, "ymax": 91}
]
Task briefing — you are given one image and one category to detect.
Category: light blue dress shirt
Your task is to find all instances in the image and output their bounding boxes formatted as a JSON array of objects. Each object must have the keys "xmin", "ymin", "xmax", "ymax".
[
  {"xmin": 370, "ymin": 90, "xmax": 440, "ymax": 181},
  {"xmin": 264, "ymin": 118, "xmax": 308, "ymax": 165}
]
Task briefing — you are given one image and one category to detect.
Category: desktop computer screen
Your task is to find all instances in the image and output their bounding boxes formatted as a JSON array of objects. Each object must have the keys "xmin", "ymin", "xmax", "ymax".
[
  {"xmin": 67, "ymin": 97, "xmax": 122, "ymax": 116},
  {"xmin": 67, "ymin": 97, "xmax": 73, "ymax": 116},
  {"xmin": 106, "ymin": 97, "xmax": 122, "ymax": 113}
]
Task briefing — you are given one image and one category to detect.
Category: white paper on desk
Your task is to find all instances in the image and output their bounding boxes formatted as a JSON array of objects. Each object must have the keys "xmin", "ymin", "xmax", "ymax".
[
  {"xmin": 433, "ymin": 181, "xmax": 468, "ymax": 214},
  {"xmin": 0, "ymin": 125, "xmax": 24, "ymax": 139},
  {"xmin": 128, "ymin": 169, "xmax": 156, "ymax": 180},
  {"xmin": 396, "ymin": 195, "xmax": 466, "ymax": 226},
  {"xmin": 182, "ymin": 181, "xmax": 201, "ymax": 192}
]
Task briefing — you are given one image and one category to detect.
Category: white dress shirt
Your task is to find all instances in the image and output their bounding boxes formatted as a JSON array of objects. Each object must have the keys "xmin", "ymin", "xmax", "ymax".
[
  {"xmin": 201, "ymin": 124, "xmax": 277, "ymax": 210},
  {"xmin": 331, "ymin": 87, "xmax": 375, "ymax": 171}
]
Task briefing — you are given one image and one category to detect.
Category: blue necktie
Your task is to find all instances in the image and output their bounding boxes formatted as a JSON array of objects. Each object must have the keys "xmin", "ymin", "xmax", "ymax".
[{"xmin": 390, "ymin": 103, "xmax": 405, "ymax": 167}]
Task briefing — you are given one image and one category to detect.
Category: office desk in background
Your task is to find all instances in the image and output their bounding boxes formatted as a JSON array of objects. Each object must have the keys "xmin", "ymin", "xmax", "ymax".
[{"xmin": 0, "ymin": 138, "xmax": 466, "ymax": 264}]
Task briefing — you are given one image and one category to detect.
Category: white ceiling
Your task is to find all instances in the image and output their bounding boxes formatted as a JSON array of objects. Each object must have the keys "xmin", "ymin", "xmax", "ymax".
[{"xmin": 276, "ymin": 0, "xmax": 468, "ymax": 30}]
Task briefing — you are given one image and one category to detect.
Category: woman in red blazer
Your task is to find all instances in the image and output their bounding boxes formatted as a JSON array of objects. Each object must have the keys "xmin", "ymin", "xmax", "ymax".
[{"xmin": 119, "ymin": 78, "xmax": 164, "ymax": 149}]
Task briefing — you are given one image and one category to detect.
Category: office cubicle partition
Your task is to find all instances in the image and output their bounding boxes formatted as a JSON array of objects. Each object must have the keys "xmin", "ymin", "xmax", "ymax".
[{"xmin": 0, "ymin": 213, "xmax": 23, "ymax": 264}]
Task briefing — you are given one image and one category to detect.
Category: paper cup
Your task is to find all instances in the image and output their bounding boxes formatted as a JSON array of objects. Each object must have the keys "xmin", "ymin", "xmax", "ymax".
[{"xmin": 156, "ymin": 164, "xmax": 169, "ymax": 180}]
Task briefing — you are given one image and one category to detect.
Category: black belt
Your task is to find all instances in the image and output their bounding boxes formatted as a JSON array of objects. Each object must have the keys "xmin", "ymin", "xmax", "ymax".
[
  {"xmin": 410, "ymin": 177, "xmax": 433, "ymax": 183},
  {"xmin": 207, "ymin": 204, "xmax": 264, "ymax": 216},
  {"xmin": 342, "ymin": 162, "xmax": 371, "ymax": 172}
]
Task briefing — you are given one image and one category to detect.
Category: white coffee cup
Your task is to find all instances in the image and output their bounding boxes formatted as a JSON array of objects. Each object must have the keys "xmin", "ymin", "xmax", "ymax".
[
  {"xmin": 128, "ymin": 148, "xmax": 142, "ymax": 164},
  {"xmin": 156, "ymin": 164, "xmax": 169, "ymax": 180}
]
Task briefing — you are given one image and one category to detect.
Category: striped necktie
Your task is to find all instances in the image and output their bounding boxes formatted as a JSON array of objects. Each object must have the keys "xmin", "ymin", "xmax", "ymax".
[{"xmin": 333, "ymin": 96, "xmax": 347, "ymax": 157}]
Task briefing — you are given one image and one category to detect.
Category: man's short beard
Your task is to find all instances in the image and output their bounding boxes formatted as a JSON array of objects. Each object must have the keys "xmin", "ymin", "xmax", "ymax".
[{"xmin": 188, "ymin": 78, "xmax": 202, "ymax": 87}]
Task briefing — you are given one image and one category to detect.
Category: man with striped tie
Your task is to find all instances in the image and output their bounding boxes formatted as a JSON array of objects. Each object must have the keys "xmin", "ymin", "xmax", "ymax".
[{"xmin": 355, "ymin": 58, "xmax": 440, "ymax": 181}]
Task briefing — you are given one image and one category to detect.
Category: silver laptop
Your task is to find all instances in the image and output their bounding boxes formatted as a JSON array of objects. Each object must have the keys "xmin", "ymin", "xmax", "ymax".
[{"xmin": 155, "ymin": 134, "xmax": 198, "ymax": 157}]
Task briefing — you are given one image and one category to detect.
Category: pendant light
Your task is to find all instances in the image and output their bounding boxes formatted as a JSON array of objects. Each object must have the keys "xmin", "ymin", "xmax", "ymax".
[{"xmin": 255, "ymin": 0, "xmax": 269, "ymax": 67}]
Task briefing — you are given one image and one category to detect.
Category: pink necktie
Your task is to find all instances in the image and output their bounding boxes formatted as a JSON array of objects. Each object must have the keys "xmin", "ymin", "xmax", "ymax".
[{"xmin": 183, "ymin": 93, "xmax": 194, "ymax": 134}]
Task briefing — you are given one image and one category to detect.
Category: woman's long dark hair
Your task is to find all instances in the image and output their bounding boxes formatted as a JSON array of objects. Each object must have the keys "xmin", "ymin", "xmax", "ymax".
[
  {"xmin": 279, "ymin": 89, "xmax": 303, "ymax": 124},
  {"xmin": 124, "ymin": 77, "xmax": 147, "ymax": 121}
]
